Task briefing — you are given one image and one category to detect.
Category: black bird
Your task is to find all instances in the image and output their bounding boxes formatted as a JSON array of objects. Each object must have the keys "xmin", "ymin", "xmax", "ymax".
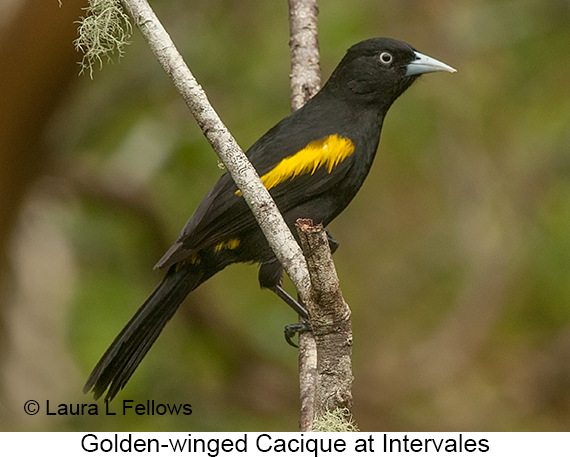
[{"xmin": 84, "ymin": 37, "xmax": 455, "ymax": 401}]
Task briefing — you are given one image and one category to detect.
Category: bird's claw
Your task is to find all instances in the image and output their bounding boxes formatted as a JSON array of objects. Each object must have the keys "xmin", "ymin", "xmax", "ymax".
[{"xmin": 284, "ymin": 322, "xmax": 312, "ymax": 348}]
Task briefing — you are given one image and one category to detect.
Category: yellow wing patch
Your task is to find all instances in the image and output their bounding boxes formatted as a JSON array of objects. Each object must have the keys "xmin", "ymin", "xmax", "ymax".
[
  {"xmin": 236, "ymin": 134, "xmax": 355, "ymax": 196},
  {"xmin": 175, "ymin": 239, "xmax": 240, "ymax": 270},
  {"xmin": 175, "ymin": 252, "xmax": 201, "ymax": 271},
  {"xmin": 214, "ymin": 238, "xmax": 241, "ymax": 252}
]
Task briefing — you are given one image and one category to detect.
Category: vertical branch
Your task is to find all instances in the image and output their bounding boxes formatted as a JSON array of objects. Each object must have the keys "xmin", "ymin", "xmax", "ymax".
[
  {"xmin": 288, "ymin": 0, "xmax": 321, "ymax": 111},
  {"xmin": 297, "ymin": 326, "xmax": 318, "ymax": 431},
  {"xmin": 288, "ymin": 0, "xmax": 320, "ymax": 432},
  {"xmin": 296, "ymin": 219, "xmax": 354, "ymax": 428}
]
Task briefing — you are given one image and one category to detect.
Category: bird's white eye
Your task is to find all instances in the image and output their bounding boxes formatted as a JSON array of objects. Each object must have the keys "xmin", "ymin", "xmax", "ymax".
[{"xmin": 379, "ymin": 51, "xmax": 393, "ymax": 64}]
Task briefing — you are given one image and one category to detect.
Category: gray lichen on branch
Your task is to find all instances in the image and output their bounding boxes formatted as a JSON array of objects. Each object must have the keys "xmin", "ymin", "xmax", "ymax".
[{"xmin": 74, "ymin": 0, "xmax": 132, "ymax": 77}]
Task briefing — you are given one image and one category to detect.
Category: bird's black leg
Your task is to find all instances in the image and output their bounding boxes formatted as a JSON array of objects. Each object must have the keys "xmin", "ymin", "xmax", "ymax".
[
  {"xmin": 270, "ymin": 284, "xmax": 309, "ymax": 321},
  {"xmin": 259, "ymin": 259, "xmax": 311, "ymax": 346},
  {"xmin": 270, "ymin": 285, "xmax": 311, "ymax": 347},
  {"xmin": 258, "ymin": 233, "xmax": 340, "ymax": 346}
]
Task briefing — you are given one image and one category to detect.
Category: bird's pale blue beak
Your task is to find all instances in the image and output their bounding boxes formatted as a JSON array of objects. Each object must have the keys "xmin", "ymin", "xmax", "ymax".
[{"xmin": 406, "ymin": 51, "xmax": 456, "ymax": 76}]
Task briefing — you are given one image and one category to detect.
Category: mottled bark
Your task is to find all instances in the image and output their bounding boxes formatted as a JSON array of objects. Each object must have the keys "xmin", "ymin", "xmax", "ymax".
[{"xmin": 296, "ymin": 219, "xmax": 353, "ymax": 421}]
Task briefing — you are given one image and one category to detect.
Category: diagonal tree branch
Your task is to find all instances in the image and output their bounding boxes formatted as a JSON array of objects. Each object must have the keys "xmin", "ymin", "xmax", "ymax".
[{"xmin": 118, "ymin": 0, "xmax": 314, "ymax": 308}]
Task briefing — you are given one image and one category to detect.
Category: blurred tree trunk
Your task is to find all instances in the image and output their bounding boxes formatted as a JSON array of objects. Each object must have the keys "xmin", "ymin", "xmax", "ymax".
[{"xmin": 0, "ymin": 0, "xmax": 87, "ymax": 429}]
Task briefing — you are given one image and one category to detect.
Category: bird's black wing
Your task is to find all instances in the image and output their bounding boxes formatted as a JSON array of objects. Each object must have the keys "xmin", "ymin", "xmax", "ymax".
[{"xmin": 155, "ymin": 101, "xmax": 363, "ymax": 270}]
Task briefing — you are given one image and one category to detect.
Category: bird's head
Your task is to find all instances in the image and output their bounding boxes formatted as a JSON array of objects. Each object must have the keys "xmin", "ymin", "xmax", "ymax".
[{"xmin": 324, "ymin": 37, "xmax": 456, "ymax": 110}]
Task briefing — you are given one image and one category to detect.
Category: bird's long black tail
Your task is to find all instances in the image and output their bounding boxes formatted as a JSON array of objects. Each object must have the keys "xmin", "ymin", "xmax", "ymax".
[{"xmin": 83, "ymin": 263, "xmax": 206, "ymax": 402}]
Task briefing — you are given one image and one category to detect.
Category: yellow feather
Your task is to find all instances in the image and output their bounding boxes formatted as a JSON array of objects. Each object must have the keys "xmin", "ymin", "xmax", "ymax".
[
  {"xmin": 214, "ymin": 238, "xmax": 241, "ymax": 252},
  {"xmin": 235, "ymin": 135, "xmax": 354, "ymax": 196},
  {"xmin": 261, "ymin": 135, "xmax": 355, "ymax": 191}
]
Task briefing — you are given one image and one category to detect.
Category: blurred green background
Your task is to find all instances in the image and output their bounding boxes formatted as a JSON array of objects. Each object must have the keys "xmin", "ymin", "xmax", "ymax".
[{"xmin": 2, "ymin": 0, "xmax": 570, "ymax": 431}]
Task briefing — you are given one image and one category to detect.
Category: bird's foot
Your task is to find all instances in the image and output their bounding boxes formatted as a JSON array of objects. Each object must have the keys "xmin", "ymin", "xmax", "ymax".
[{"xmin": 284, "ymin": 321, "xmax": 312, "ymax": 348}]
